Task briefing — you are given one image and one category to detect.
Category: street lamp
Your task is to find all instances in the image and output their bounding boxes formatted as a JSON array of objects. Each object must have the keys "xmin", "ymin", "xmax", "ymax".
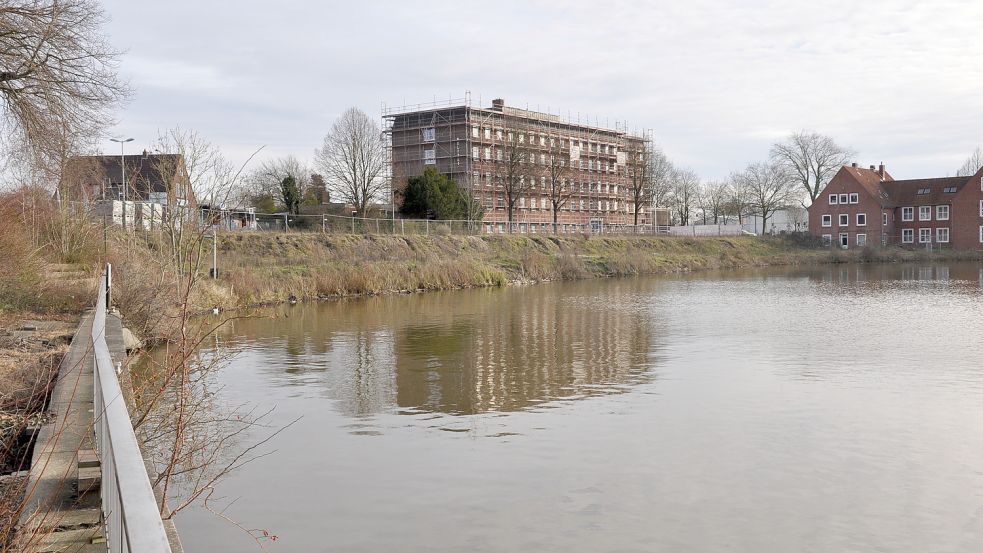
[{"xmin": 110, "ymin": 137, "xmax": 134, "ymax": 230}]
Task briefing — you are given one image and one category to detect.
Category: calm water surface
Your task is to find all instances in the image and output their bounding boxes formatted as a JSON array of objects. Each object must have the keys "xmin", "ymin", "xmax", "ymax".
[{"xmin": 178, "ymin": 263, "xmax": 983, "ymax": 552}]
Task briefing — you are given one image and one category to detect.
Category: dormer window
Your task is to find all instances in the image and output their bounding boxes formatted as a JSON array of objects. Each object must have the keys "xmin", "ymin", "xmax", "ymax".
[
  {"xmin": 943, "ymin": 187, "xmax": 957, "ymax": 193},
  {"xmin": 916, "ymin": 188, "xmax": 931, "ymax": 195}
]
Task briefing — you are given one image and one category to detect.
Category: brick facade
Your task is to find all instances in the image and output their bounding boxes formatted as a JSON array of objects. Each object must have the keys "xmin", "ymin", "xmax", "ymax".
[
  {"xmin": 809, "ymin": 164, "xmax": 983, "ymax": 251},
  {"xmin": 386, "ymin": 99, "xmax": 653, "ymax": 233}
]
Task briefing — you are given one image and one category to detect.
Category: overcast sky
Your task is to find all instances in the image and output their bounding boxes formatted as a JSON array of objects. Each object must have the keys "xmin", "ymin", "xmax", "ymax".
[{"xmin": 101, "ymin": 0, "xmax": 983, "ymax": 180}]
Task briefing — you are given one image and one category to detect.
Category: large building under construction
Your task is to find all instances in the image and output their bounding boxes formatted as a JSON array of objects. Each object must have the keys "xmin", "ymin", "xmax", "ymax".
[{"xmin": 384, "ymin": 96, "xmax": 659, "ymax": 233}]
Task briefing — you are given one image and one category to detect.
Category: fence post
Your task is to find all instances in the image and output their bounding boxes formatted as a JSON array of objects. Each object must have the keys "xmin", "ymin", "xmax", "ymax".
[
  {"xmin": 106, "ymin": 263, "xmax": 112, "ymax": 307},
  {"xmin": 351, "ymin": 216, "xmax": 355, "ymax": 234},
  {"xmin": 401, "ymin": 219, "xmax": 405, "ymax": 235},
  {"xmin": 284, "ymin": 213, "xmax": 289, "ymax": 232},
  {"xmin": 376, "ymin": 218, "xmax": 380, "ymax": 234},
  {"xmin": 426, "ymin": 219, "xmax": 429, "ymax": 236},
  {"xmin": 322, "ymin": 214, "xmax": 326, "ymax": 233}
]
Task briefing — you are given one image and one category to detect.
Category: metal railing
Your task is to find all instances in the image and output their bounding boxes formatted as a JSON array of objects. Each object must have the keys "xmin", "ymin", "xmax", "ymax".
[{"xmin": 92, "ymin": 264, "xmax": 173, "ymax": 553}]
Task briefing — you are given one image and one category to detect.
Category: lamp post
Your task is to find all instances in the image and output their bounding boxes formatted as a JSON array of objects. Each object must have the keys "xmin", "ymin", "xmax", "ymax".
[{"xmin": 110, "ymin": 137, "xmax": 134, "ymax": 230}]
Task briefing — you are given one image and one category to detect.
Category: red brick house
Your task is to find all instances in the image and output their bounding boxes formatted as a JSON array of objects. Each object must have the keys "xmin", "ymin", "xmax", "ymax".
[{"xmin": 808, "ymin": 163, "xmax": 983, "ymax": 250}]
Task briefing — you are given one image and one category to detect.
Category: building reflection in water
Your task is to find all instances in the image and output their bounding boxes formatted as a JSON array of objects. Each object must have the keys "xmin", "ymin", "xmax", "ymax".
[{"xmin": 215, "ymin": 280, "xmax": 662, "ymax": 417}]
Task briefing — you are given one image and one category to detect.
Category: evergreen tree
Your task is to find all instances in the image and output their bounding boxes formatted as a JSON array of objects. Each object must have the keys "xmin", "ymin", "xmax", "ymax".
[{"xmin": 401, "ymin": 168, "xmax": 482, "ymax": 220}]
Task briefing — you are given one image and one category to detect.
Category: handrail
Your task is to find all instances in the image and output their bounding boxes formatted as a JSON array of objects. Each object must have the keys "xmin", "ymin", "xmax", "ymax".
[{"xmin": 92, "ymin": 264, "xmax": 173, "ymax": 553}]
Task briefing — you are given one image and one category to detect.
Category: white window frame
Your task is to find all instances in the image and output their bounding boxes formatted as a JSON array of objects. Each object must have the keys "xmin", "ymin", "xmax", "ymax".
[
  {"xmin": 919, "ymin": 206, "xmax": 932, "ymax": 221},
  {"xmin": 839, "ymin": 194, "xmax": 849, "ymax": 204},
  {"xmin": 856, "ymin": 233, "xmax": 867, "ymax": 247},
  {"xmin": 821, "ymin": 214, "xmax": 832, "ymax": 227},
  {"xmin": 919, "ymin": 228, "xmax": 932, "ymax": 243},
  {"xmin": 422, "ymin": 127, "xmax": 436, "ymax": 142},
  {"xmin": 821, "ymin": 234, "xmax": 832, "ymax": 246},
  {"xmin": 980, "ymin": 199, "xmax": 983, "ymax": 217},
  {"xmin": 902, "ymin": 207, "xmax": 914, "ymax": 221},
  {"xmin": 936, "ymin": 205, "xmax": 949, "ymax": 220},
  {"xmin": 882, "ymin": 212, "xmax": 888, "ymax": 226},
  {"xmin": 423, "ymin": 149, "xmax": 436, "ymax": 165},
  {"xmin": 856, "ymin": 213, "xmax": 867, "ymax": 226},
  {"xmin": 849, "ymin": 193, "xmax": 859, "ymax": 204},
  {"xmin": 902, "ymin": 228, "xmax": 914, "ymax": 243},
  {"xmin": 839, "ymin": 233, "xmax": 849, "ymax": 247},
  {"xmin": 936, "ymin": 227, "xmax": 949, "ymax": 243},
  {"xmin": 839, "ymin": 214, "xmax": 849, "ymax": 227},
  {"xmin": 471, "ymin": 126, "xmax": 479, "ymax": 138},
  {"xmin": 829, "ymin": 194, "xmax": 838, "ymax": 205},
  {"xmin": 980, "ymin": 225, "xmax": 983, "ymax": 243}
]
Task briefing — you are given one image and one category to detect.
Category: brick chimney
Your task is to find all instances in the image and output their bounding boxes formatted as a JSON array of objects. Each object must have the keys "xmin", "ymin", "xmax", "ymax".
[
  {"xmin": 851, "ymin": 162, "xmax": 857, "ymax": 168},
  {"xmin": 878, "ymin": 163, "xmax": 885, "ymax": 179}
]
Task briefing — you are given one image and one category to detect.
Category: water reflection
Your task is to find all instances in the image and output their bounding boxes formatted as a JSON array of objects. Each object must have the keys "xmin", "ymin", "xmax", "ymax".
[{"xmin": 214, "ymin": 280, "xmax": 662, "ymax": 417}]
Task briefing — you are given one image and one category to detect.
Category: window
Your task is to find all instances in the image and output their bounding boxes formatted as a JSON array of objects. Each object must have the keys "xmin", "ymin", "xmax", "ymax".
[
  {"xmin": 943, "ymin": 186, "xmax": 957, "ymax": 193},
  {"xmin": 882, "ymin": 213, "xmax": 888, "ymax": 225},
  {"xmin": 919, "ymin": 228, "xmax": 932, "ymax": 243},
  {"xmin": 496, "ymin": 149, "xmax": 502, "ymax": 161},
  {"xmin": 902, "ymin": 229, "xmax": 914, "ymax": 243},
  {"xmin": 980, "ymin": 200, "xmax": 983, "ymax": 217},
  {"xmin": 980, "ymin": 225, "xmax": 983, "ymax": 243},
  {"xmin": 849, "ymin": 193, "xmax": 859, "ymax": 204},
  {"xmin": 495, "ymin": 129, "xmax": 502, "ymax": 140},
  {"xmin": 856, "ymin": 234, "xmax": 867, "ymax": 247},
  {"xmin": 423, "ymin": 149, "xmax": 436, "ymax": 165},
  {"xmin": 471, "ymin": 147, "xmax": 479, "ymax": 160},
  {"xmin": 919, "ymin": 206, "xmax": 931, "ymax": 221},
  {"xmin": 829, "ymin": 194, "xmax": 838, "ymax": 205},
  {"xmin": 902, "ymin": 207, "xmax": 914, "ymax": 221},
  {"xmin": 822, "ymin": 234, "xmax": 832, "ymax": 246},
  {"xmin": 484, "ymin": 128, "xmax": 491, "ymax": 139},
  {"xmin": 422, "ymin": 127, "xmax": 435, "ymax": 142},
  {"xmin": 917, "ymin": 188, "xmax": 931, "ymax": 195},
  {"xmin": 936, "ymin": 227, "xmax": 949, "ymax": 243},
  {"xmin": 471, "ymin": 126, "xmax": 479, "ymax": 138},
  {"xmin": 839, "ymin": 214, "xmax": 849, "ymax": 227},
  {"xmin": 839, "ymin": 194, "xmax": 848, "ymax": 204},
  {"xmin": 483, "ymin": 147, "xmax": 491, "ymax": 160},
  {"xmin": 936, "ymin": 205, "xmax": 949, "ymax": 220},
  {"xmin": 839, "ymin": 233, "xmax": 849, "ymax": 247},
  {"xmin": 856, "ymin": 213, "xmax": 867, "ymax": 226}
]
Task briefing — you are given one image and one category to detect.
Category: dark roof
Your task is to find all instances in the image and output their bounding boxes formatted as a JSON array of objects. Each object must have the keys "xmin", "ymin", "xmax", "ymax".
[
  {"xmin": 883, "ymin": 176, "xmax": 970, "ymax": 207},
  {"xmin": 63, "ymin": 153, "xmax": 193, "ymax": 204},
  {"xmin": 69, "ymin": 153, "xmax": 183, "ymax": 193}
]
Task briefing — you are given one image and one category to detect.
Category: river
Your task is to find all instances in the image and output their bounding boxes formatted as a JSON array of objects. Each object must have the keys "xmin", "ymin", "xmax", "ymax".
[{"xmin": 172, "ymin": 263, "xmax": 983, "ymax": 552}]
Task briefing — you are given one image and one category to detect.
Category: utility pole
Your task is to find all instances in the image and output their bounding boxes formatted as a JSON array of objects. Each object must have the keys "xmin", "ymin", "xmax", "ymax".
[
  {"xmin": 211, "ymin": 229, "xmax": 218, "ymax": 278},
  {"xmin": 110, "ymin": 137, "xmax": 134, "ymax": 230}
]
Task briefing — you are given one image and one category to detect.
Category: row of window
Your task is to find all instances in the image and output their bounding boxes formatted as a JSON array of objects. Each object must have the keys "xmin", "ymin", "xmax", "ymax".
[
  {"xmin": 826, "ymin": 227, "xmax": 983, "ymax": 245},
  {"xmin": 900, "ymin": 227, "xmax": 951, "ymax": 244},
  {"xmin": 828, "ymin": 193, "xmax": 860, "ymax": 205},
  {"xmin": 481, "ymin": 196, "xmax": 626, "ymax": 212},
  {"xmin": 469, "ymin": 126, "xmax": 621, "ymax": 154},
  {"xmin": 900, "ymin": 205, "xmax": 949, "ymax": 221},
  {"xmin": 472, "ymin": 172, "xmax": 623, "ymax": 194},
  {"xmin": 821, "ymin": 213, "xmax": 868, "ymax": 227},
  {"xmin": 470, "ymin": 147, "xmax": 618, "ymax": 171}
]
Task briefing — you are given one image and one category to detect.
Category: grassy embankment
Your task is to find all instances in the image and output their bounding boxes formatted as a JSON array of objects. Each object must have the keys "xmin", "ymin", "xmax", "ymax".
[{"xmin": 205, "ymin": 233, "xmax": 829, "ymax": 306}]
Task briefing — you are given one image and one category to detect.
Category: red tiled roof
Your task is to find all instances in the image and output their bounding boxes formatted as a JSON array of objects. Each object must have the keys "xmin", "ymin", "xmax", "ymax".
[
  {"xmin": 841, "ymin": 166, "xmax": 893, "ymax": 205},
  {"xmin": 883, "ymin": 176, "xmax": 970, "ymax": 207}
]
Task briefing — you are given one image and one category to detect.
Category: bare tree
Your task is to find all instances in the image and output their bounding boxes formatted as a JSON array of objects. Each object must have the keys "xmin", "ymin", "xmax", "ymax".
[
  {"xmin": 956, "ymin": 146, "xmax": 983, "ymax": 177},
  {"xmin": 0, "ymin": 0, "xmax": 127, "ymax": 173},
  {"xmin": 697, "ymin": 179, "xmax": 729, "ymax": 224},
  {"xmin": 246, "ymin": 155, "xmax": 311, "ymax": 213},
  {"xmin": 669, "ymin": 168, "xmax": 699, "ymax": 226},
  {"xmin": 734, "ymin": 161, "xmax": 798, "ymax": 234},
  {"xmin": 501, "ymin": 119, "xmax": 533, "ymax": 232},
  {"xmin": 625, "ymin": 141, "xmax": 650, "ymax": 227},
  {"xmin": 770, "ymin": 131, "xmax": 854, "ymax": 205},
  {"xmin": 314, "ymin": 107, "xmax": 386, "ymax": 215},
  {"xmin": 647, "ymin": 146, "xmax": 674, "ymax": 212},
  {"xmin": 544, "ymin": 136, "xmax": 570, "ymax": 233},
  {"xmin": 726, "ymin": 172, "xmax": 754, "ymax": 226},
  {"xmin": 153, "ymin": 128, "xmax": 229, "ymax": 205}
]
